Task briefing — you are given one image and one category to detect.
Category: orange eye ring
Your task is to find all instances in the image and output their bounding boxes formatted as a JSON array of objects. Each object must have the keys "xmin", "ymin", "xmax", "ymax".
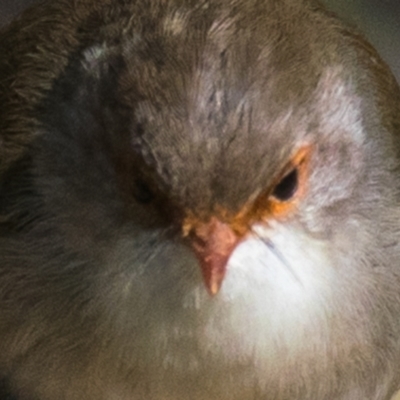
[
  {"xmin": 264, "ymin": 145, "xmax": 312, "ymax": 219},
  {"xmin": 182, "ymin": 145, "xmax": 312, "ymax": 239}
]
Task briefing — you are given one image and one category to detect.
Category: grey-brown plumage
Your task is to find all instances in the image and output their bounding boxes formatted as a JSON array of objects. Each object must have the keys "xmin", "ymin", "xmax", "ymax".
[{"xmin": 1, "ymin": 0, "xmax": 400, "ymax": 399}]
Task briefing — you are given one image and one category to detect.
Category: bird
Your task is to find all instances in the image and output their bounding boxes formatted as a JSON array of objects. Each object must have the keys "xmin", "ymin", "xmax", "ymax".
[{"xmin": 1, "ymin": 0, "xmax": 400, "ymax": 399}]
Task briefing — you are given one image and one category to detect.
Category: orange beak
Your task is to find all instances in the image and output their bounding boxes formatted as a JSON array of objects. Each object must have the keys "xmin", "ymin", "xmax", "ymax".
[{"xmin": 186, "ymin": 217, "xmax": 241, "ymax": 295}]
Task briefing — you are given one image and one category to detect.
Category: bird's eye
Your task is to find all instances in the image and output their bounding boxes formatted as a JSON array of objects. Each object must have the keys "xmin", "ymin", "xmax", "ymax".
[
  {"xmin": 133, "ymin": 179, "xmax": 154, "ymax": 204},
  {"xmin": 271, "ymin": 168, "xmax": 298, "ymax": 201},
  {"xmin": 248, "ymin": 145, "xmax": 311, "ymax": 221}
]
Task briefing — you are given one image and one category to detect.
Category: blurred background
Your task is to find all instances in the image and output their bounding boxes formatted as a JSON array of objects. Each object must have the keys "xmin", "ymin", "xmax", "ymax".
[
  {"xmin": 0, "ymin": 0, "xmax": 399, "ymax": 81},
  {"xmin": 322, "ymin": 0, "xmax": 400, "ymax": 81}
]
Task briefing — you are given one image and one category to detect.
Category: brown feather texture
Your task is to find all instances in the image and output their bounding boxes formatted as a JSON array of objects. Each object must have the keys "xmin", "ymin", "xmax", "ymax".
[{"xmin": 1, "ymin": 0, "xmax": 400, "ymax": 399}]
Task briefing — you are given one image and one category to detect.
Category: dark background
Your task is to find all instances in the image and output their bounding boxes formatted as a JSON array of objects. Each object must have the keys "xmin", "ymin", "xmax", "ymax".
[
  {"xmin": 322, "ymin": 0, "xmax": 400, "ymax": 81},
  {"xmin": 0, "ymin": 0, "xmax": 399, "ymax": 81}
]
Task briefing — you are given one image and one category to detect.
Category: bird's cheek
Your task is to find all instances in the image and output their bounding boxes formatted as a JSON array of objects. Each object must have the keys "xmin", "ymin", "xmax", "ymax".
[
  {"xmin": 194, "ymin": 226, "xmax": 339, "ymax": 366},
  {"xmin": 221, "ymin": 224, "xmax": 337, "ymax": 314}
]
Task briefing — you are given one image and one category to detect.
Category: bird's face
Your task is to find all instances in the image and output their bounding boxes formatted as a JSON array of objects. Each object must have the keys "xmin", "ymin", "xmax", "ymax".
[{"xmin": 3, "ymin": 1, "xmax": 400, "ymax": 399}]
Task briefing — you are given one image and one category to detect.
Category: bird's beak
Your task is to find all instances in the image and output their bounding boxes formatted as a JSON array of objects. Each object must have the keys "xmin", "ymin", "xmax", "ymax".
[{"xmin": 184, "ymin": 216, "xmax": 241, "ymax": 295}]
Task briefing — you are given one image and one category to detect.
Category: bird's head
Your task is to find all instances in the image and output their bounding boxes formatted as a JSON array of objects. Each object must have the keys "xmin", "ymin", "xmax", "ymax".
[{"xmin": 2, "ymin": 0, "xmax": 400, "ymax": 398}]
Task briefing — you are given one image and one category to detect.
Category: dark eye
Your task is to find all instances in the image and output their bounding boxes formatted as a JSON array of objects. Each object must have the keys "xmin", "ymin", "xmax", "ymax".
[
  {"xmin": 271, "ymin": 168, "xmax": 298, "ymax": 201},
  {"xmin": 133, "ymin": 179, "xmax": 154, "ymax": 204}
]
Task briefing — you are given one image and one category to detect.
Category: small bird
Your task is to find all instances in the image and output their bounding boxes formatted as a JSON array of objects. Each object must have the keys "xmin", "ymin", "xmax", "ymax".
[{"xmin": 1, "ymin": 0, "xmax": 400, "ymax": 399}]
